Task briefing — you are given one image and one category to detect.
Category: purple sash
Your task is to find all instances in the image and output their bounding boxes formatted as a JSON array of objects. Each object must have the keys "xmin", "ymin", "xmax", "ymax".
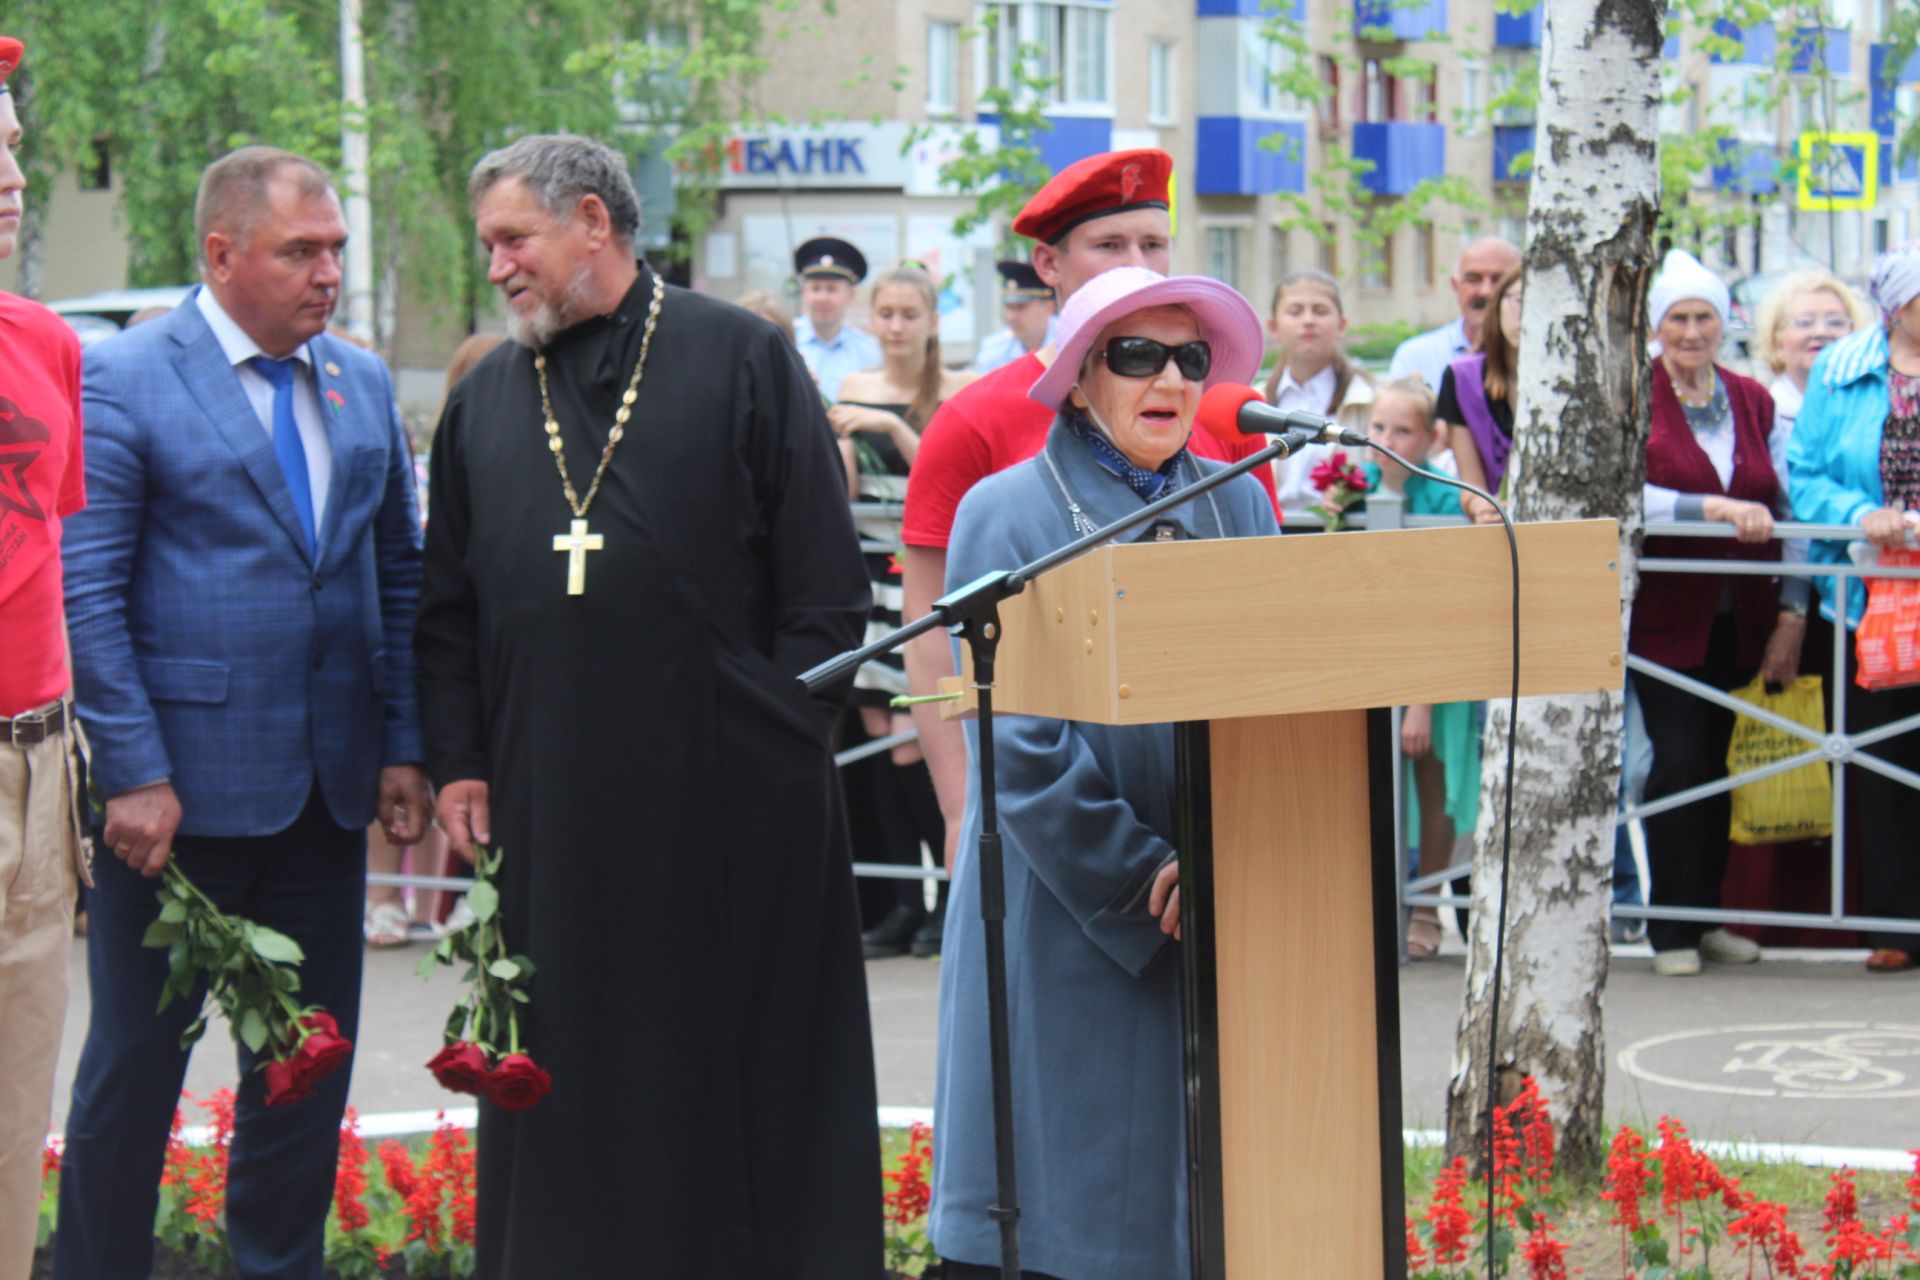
[{"xmin": 1448, "ymin": 353, "xmax": 1513, "ymax": 494}]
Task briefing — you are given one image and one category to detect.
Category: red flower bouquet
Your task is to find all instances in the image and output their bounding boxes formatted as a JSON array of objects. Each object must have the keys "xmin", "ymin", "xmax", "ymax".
[{"xmin": 1308, "ymin": 448, "xmax": 1373, "ymax": 532}]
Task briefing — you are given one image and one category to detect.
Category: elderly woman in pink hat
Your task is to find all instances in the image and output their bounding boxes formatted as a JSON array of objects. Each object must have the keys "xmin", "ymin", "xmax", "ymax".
[{"xmin": 929, "ymin": 268, "xmax": 1277, "ymax": 1280}]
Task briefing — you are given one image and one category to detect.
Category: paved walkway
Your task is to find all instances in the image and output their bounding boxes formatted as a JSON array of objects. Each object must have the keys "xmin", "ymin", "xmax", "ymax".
[{"xmin": 47, "ymin": 935, "xmax": 1920, "ymax": 1155}]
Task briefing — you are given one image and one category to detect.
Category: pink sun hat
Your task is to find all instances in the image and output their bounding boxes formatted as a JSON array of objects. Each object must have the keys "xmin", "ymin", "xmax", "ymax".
[{"xmin": 1027, "ymin": 266, "xmax": 1265, "ymax": 412}]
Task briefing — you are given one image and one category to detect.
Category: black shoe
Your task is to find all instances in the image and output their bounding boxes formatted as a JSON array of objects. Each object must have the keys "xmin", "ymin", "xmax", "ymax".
[
  {"xmin": 909, "ymin": 906, "xmax": 945, "ymax": 958},
  {"xmin": 862, "ymin": 903, "xmax": 924, "ymax": 959}
]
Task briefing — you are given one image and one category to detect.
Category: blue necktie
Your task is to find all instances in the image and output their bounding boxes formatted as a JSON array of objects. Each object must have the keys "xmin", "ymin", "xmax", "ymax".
[{"xmin": 249, "ymin": 356, "xmax": 317, "ymax": 557}]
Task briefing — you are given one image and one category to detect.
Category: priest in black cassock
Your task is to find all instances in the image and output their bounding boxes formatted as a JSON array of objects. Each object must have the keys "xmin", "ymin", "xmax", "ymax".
[{"xmin": 415, "ymin": 134, "xmax": 884, "ymax": 1278}]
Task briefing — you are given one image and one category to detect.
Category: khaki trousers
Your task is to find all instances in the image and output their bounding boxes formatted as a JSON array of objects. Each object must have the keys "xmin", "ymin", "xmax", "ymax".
[{"xmin": 0, "ymin": 721, "xmax": 82, "ymax": 1278}]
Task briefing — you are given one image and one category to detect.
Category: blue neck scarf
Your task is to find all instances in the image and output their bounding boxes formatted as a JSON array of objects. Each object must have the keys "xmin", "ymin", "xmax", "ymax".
[{"xmin": 1067, "ymin": 411, "xmax": 1188, "ymax": 502}]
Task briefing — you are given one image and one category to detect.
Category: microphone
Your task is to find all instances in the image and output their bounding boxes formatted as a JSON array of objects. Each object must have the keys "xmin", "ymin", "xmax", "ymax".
[{"xmin": 1196, "ymin": 382, "xmax": 1372, "ymax": 450}]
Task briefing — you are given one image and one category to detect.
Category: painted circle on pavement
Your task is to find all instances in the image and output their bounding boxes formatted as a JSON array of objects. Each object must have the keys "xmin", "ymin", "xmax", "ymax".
[{"xmin": 1618, "ymin": 1022, "xmax": 1920, "ymax": 1100}]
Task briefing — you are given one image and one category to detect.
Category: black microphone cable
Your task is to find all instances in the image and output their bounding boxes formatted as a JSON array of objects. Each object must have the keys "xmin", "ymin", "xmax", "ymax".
[{"xmin": 1355, "ymin": 438, "xmax": 1523, "ymax": 1280}]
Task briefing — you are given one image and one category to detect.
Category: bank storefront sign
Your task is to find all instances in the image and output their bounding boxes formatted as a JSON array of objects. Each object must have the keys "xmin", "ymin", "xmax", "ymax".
[{"xmin": 718, "ymin": 122, "xmax": 994, "ymax": 194}]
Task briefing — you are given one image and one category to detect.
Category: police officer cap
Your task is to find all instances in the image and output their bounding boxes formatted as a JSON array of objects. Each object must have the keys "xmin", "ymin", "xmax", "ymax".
[
  {"xmin": 996, "ymin": 259, "xmax": 1053, "ymax": 301},
  {"xmin": 795, "ymin": 237, "xmax": 868, "ymax": 284}
]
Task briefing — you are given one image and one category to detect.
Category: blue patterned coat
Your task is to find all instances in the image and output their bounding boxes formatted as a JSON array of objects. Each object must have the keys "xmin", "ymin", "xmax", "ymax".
[{"xmin": 64, "ymin": 292, "xmax": 423, "ymax": 835}]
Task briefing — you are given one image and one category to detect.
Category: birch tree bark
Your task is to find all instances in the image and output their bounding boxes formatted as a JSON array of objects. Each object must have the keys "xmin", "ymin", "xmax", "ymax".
[{"xmin": 1444, "ymin": 0, "xmax": 1664, "ymax": 1180}]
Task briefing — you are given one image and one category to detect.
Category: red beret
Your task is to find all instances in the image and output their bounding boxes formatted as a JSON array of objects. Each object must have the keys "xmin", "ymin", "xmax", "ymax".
[
  {"xmin": 0, "ymin": 38, "xmax": 22, "ymax": 90},
  {"xmin": 1012, "ymin": 149, "xmax": 1173, "ymax": 246}
]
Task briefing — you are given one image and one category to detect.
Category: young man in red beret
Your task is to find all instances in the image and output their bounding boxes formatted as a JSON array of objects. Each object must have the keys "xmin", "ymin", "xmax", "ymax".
[
  {"xmin": 897, "ymin": 149, "xmax": 1277, "ymax": 951},
  {"xmin": 0, "ymin": 35, "xmax": 92, "ymax": 1277}
]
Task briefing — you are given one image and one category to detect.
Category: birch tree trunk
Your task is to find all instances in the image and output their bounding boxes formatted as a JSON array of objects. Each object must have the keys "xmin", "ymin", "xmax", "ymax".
[{"xmin": 1444, "ymin": 0, "xmax": 1664, "ymax": 1180}]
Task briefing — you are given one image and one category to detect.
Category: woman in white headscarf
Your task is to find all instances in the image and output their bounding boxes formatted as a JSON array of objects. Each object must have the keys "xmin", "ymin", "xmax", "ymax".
[
  {"xmin": 1787, "ymin": 240, "xmax": 1920, "ymax": 973},
  {"xmin": 1633, "ymin": 250, "xmax": 1804, "ymax": 977}
]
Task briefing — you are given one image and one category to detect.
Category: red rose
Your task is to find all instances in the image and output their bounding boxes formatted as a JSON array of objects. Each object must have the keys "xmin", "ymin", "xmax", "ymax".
[
  {"xmin": 485, "ymin": 1053, "xmax": 552, "ymax": 1112},
  {"xmin": 292, "ymin": 1012, "xmax": 353, "ymax": 1085},
  {"xmin": 428, "ymin": 1042, "xmax": 492, "ymax": 1096},
  {"xmin": 264, "ymin": 1011, "xmax": 353, "ymax": 1107},
  {"xmin": 264, "ymin": 1057, "xmax": 313, "ymax": 1107}
]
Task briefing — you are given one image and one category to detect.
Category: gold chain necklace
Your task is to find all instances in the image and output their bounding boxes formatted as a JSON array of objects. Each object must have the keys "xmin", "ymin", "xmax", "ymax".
[{"xmin": 533, "ymin": 272, "xmax": 665, "ymax": 595}]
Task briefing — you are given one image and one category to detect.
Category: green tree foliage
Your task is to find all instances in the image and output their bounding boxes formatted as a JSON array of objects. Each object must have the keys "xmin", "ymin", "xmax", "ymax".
[{"xmin": 7, "ymin": 0, "xmax": 791, "ymax": 325}]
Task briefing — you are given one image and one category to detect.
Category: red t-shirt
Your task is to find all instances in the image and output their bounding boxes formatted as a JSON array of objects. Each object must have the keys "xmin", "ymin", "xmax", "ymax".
[
  {"xmin": 900, "ymin": 352, "xmax": 1279, "ymax": 549},
  {"xmin": 0, "ymin": 292, "xmax": 87, "ymax": 716}
]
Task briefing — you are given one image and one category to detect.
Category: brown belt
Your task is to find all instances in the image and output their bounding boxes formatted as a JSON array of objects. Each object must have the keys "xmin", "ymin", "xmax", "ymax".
[{"xmin": 1, "ymin": 698, "xmax": 68, "ymax": 747}]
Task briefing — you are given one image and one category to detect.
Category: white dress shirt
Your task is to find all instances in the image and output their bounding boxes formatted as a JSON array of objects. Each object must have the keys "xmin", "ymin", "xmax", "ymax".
[
  {"xmin": 1386, "ymin": 317, "xmax": 1472, "ymax": 392},
  {"xmin": 195, "ymin": 287, "xmax": 332, "ymax": 532},
  {"xmin": 1272, "ymin": 364, "xmax": 1341, "ymax": 511}
]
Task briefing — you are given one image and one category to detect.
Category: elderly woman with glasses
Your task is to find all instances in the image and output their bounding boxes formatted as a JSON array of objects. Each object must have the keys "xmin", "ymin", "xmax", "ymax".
[
  {"xmin": 1632, "ymin": 250, "xmax": 1808, "ymax": 978},
  {"xmin": 1752, "ymin": 271, "xmax": 1872, "ymax": 441},
  {"xmin": 1787, "ymin": 241, "xmax": 1920, "ymax": 973},
  {"xmin": 928, "ymin": 268, "xmax": 1278, "ymax": 1280}
]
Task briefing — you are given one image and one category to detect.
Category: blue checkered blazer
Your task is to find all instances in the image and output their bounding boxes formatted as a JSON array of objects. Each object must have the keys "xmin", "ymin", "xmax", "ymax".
[{"xmin": 64, "ymin": 291, "xmax": 425, "ymax": 837}]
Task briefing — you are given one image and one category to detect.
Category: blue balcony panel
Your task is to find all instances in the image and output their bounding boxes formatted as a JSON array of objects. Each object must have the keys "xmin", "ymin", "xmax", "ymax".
[
  {"xmin": 1712, "ymin": 139, "xmax": 1779, "ymax": 195},
  {"xmin": 1663, "ymin": 31, "xmax": 1680, "ymax": 59},
  {"xmin": 1709, "ymin": 19, "xmax": 1775, "ymax": 67},
  {"xmin": 1352, "ymin": 121, "xmax": 1446, "ymax": 196},
  {"xmin": 1878, "ymin": 135, "xmax": 1920, "ymax": 187},
  {"xmin": 976, "ymin": 113, "xmax": 1112, "ymax": 177},
  {"xmin": 1194, "ymin": 117, "xmax": 1306, "ymax": 197},
  {"xmin": 1353, "ymin": 0, "xmax": 1447, "ymax": 42},
  {"xmin": 1493, "ymin": 123, "xmax": 1534, "ymax": 183},
  {"xmin": 1787, "ymin": 26, "xmax": 1851, "ymax": 76},
  {"xmin": 1196, "ymin": 0, "xmax": 1303, "ymax": 15},
  {"xmin": 1871, "ymin": 45, "xmax": 1920, "ymax": 139},
  {"xmin": 1494, "ymin": 6, "xmax": 1543, "ymax": 48}
]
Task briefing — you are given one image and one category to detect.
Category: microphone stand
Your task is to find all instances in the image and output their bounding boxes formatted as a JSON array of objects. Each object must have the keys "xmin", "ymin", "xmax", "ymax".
[{"xmin": 799, "ymin": 429, "xmax": 1306, "ymax": 1280}]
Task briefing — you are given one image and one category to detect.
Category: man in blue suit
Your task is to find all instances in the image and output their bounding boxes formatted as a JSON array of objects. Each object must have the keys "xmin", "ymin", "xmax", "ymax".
[{"xmin": 57, "ymin": 146, "xmax": 430, "ymax": 1280}]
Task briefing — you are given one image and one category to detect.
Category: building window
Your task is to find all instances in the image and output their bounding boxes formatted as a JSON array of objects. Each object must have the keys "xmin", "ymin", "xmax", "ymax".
[
  {"xmin": 1499, "ymin": 213, "xmax": 1528, "ymax": 251},
  {"xmin": 1148, "ymin": 40, "xmax": 1174, "ymax": 125},
  {"xmin": 1318, "ymin": 222, "xmax": 1338, "ymax": 276},
  {"xmin": 1360, "ymin": 233, "xmax": 1392, "ymax": 291},
  {"xmin": 1270, "ymin": 224, "xmax": 1291, "ymax": 288},
  {"xmin": 1459, "ymin": 63, "xmax": 1483, "ymax": 136},
  {"xmin": 980, "ymin": 1, "xmax": 1112, "ymax": 111},
  {"xmin": 1246, "ymin": 23, "xmax": 1305, "ymax": 116},
  {"xmin": 1361, "ymin": 58, "xmax": 1389, "ymax": 123},
  {"xmin": 1413, "ymin": 223, "xmax": 1435, "ymax": 288},
  {"xmin": 1875, "ymin": 217, "xmax": 1891, "ymax": 257},
  {"xmin": 1317, "ymin": 56, "xmax": 1341, "ymax": 130},
  {"xmin": 1206, "ymin": 226, "xmax": 1246, "ymax": 292},
  {"xmin": 927, "ymin": 21, "xmax": 959, "ymax": 114}
]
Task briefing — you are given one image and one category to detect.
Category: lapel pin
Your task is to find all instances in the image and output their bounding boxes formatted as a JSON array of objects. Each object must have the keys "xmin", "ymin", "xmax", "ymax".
[{"xmin": 324, "ymin": 361, "xmax": 341, "ymax": 377}]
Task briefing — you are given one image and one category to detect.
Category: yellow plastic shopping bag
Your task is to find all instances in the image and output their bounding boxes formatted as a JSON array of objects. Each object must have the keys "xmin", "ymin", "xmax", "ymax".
[{"xmin": 1726, "ymin": 675, "xmax": 1831, "ymax": 845}]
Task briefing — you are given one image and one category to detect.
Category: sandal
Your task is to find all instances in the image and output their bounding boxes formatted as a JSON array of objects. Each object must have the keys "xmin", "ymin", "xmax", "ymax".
[
  {"xmin": 1866, "ymin": 948, "xmax": 1917, "ymax": 974},
  {"xmin": 1406, "ymin": 909, "xmax": 1443, "ymax": 960},
  {"xmin": 364, "ymin": 900, "xmax": 411, "ymax": 949}
]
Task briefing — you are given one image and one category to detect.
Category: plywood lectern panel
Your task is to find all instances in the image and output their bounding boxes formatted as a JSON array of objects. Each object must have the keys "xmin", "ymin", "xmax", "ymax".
[
  {"xmin": 1212, "ymin": 712, "xmax": 1384, "ymax": 1276},
  {"xmin": 966, "ymin": 519, "xmax": 1621, "ymax": 725}
]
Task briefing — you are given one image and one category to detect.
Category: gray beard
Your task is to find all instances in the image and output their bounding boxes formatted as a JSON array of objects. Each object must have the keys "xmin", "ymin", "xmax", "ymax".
[{"xmin": 508, "ymin": 262, "xmax": 598, "ymax": 348}]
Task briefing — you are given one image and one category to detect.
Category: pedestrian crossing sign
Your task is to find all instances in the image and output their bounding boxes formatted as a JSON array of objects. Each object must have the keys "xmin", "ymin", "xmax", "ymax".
[{"xmin": 1796, "ymin": 132, "xmax": 1879, "ymax": 211}]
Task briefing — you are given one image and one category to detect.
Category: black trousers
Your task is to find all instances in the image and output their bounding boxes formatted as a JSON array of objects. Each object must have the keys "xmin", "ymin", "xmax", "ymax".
[
  {"xmin": 1634, "ymin": 614, "xmax": 1750, "ymax": 954},
  {"xmin": 1842, "ymin": 641, "xmax": 1920, "ymax": 952}
]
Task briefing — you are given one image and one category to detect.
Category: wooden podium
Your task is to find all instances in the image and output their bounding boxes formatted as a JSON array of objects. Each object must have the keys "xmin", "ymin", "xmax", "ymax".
[{"xmin": 949, "ymin": 519, "xmax": 1622, "ymax": 1279}]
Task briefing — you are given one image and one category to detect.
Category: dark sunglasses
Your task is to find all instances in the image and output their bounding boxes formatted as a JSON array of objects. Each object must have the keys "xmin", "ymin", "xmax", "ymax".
[{"xmin": 1099, "ymin": 336, "xmax": 1212, "ymax": 381}]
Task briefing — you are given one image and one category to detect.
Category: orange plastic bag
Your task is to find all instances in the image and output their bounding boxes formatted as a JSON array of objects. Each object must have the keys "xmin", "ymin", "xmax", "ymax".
[{"xmin": 1855, "ymin": 547, "xmax": 1920, "ymax": 691}]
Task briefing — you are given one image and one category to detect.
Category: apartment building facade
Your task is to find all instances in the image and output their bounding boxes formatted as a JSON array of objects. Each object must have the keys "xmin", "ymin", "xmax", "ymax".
[{"xmin": 6, "ymin": 0, "xmax": 1917, "ymax": 381}]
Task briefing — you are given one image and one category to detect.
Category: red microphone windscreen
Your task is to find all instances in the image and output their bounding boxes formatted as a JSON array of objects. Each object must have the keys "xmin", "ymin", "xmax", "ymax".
[{"xmin": 1196, "ymin": 381, "xmax": 1263, "ymax": 439}]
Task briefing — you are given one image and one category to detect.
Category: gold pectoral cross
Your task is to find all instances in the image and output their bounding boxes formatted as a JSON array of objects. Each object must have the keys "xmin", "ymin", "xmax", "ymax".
[{"xmin": 553, "ymin": 517, "xmax": 604, "ymax": 596}]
